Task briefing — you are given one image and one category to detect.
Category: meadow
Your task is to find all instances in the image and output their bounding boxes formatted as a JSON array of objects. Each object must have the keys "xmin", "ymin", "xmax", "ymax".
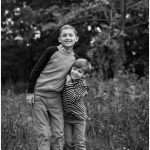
[{"xmin": 1, "ymin": 72, "xmax": 149, "ymax": 150}]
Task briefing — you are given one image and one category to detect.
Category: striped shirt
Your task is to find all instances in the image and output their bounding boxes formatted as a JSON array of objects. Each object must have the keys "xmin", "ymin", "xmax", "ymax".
[{"xmin": 62, "ymin": 79, "xmax": 88, "ymax": 120}]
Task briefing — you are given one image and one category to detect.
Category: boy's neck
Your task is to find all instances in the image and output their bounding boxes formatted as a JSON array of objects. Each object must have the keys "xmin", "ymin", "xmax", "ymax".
[
  {"xmin": 72, "ymin": 78, "xmax": 83, "ymax": 82},
  {"xmin": 64, "ymin": 46, "xmax": 73, "ymax": 51},
  {"xmin": 58, "ymin": 44, "xmax": 73, "ymax": 54}
]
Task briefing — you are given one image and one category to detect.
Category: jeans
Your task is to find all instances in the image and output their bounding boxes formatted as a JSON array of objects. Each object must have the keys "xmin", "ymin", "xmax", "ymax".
[
  {"xmin": 64, "ymin": 119, "xmax": 86, "ymax": 150},
  {"xmin": 32, "ymin": 94, "xmax": 64, "ymax": 150}
]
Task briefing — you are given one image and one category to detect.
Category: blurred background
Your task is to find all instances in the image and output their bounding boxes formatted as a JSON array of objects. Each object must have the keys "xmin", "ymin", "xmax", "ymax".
[
  {"xmin": 1, "ymin": 0, "xmax": 149, "ymax": 150},
  {"xmin": 1, "ymin": 0, "xmax": 149, "ymax": 91}
]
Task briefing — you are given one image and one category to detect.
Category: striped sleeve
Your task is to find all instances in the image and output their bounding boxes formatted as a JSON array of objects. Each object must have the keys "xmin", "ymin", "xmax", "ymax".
[
  {"xmin": 75, "ymin": 82, "xmax": 88, "ymax": 101},
  {"xmin": 63, "ymin": 79, "xmax": 88, "ymax": 102}
]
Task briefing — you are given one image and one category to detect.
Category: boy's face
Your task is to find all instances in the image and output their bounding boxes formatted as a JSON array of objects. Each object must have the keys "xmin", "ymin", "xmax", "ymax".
[
  {"xmin": 70, "ymin": 66, "xmax": 85, "ymax": 80},
  {"xmin": 58, "ymin": 28, "xmax": 78, "ymax": 49}
]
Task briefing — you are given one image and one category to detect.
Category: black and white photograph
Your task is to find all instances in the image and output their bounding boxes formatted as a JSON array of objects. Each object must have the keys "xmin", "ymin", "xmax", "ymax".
[{"xmin": 1, "ymin": 0, "xmax": 149, "ymax": 150}]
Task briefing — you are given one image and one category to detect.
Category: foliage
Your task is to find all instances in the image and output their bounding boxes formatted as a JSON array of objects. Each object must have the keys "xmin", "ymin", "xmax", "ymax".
[
  {"xmin": 87, "ymin": 0, "xmax": 148, "ymax": 79},
  {"xmin": 1, "ymin": 1, "xmax": 148, "ymax": 149},
  {"xmin": 1, "ymin": 73, "xmax": 149, "ymax": 150},
  {"xmin": 1, "ymin": 0, "xmax": 149, "ymax": 84}
]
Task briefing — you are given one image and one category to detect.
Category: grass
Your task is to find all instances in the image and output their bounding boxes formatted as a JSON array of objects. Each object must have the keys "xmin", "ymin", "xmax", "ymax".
[
  {"xmin": 1, "ymin": 73, "xmax": 149, "ymax": 150},
  {"xmin": 1, "ymin": 92, "xmax": 37, "ymax": 150}
]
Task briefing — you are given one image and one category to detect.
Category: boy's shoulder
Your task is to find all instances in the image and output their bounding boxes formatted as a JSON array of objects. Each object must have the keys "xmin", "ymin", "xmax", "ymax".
[
  {"xmin": 46, "ymin": 46, "xmax": 78, "ymax": 58},
  {"xmin": 41, "ymin": 46, "xmax": 59, "ymax": 58},
  {"xmin": 75, "ymin": 79, "xmax": 87, "ymax": 87},
  {"xmin": 82, "ymin": 79, "xmax": 88, "ymax": 86},
  {"xmin": 46, "ymin": 46, "xmax": 58, "ymax": 53},
  {"xmin": 74, "ymin": 53, "xmax": 79, "ymax": 59}
]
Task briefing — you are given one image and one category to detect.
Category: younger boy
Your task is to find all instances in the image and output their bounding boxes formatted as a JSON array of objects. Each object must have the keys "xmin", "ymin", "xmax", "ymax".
[{"xmin": 62, "ymin": 58, "xmax": 92, "ymax": 150}]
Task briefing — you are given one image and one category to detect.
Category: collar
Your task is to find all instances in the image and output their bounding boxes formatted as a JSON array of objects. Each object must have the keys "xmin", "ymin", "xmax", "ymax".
[
  {"xmin": 73, "ymin": 78, "xmax": 84, "ymax": 83},
  {"xmin": 57, "ymin": 44, "xmax": 74, "ymax": 54}
]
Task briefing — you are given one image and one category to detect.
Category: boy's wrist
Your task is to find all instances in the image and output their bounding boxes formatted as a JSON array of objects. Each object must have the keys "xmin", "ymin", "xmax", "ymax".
[
  {"xmin": 26, "ymin": 93, "xmax": 34, "ymax": 96},
  {"xmin": 66, "ymin": 75, "xmax": 72, "ymax": 84},
  {"xmin": 66, "ymin": 80, "xmax": 72, "ymax": 85}
]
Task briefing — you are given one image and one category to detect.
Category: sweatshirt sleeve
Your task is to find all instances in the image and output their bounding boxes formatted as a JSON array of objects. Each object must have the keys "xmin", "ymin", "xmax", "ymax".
[{"xmin": 26, "ymin": 47, "xmax": 58, "ymax": 93}]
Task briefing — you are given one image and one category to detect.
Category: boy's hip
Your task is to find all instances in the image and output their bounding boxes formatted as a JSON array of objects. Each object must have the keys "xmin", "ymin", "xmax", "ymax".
[
  {"xmin": 35, "ymin": 90, "xmax": 61, "ymax": 98},
  {"xmin": 34, "ymin": 93, "xmax": 63, "ymax": 109},
  {"xmin": 64, "ymin": 116, "xmax": 86, "ymax": 125}
]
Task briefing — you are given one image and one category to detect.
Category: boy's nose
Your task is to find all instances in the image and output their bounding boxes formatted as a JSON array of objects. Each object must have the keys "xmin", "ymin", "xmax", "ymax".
[
  {"xmin": 73, "ymin": 70, "xmax": 78, "ymax": 74},
  {"xmin": 66, "ymin": 36, "xmax": 70, "ymax": 39}
]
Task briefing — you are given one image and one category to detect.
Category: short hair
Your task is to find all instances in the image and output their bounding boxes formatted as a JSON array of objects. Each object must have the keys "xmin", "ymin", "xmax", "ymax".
[
  {"xmin": 72, "ymin": 58, "xmax": 92, "ymax": 74},
  {"xmin": 59, "ymin": 24, "xmax": 78, "ymax": 36}
]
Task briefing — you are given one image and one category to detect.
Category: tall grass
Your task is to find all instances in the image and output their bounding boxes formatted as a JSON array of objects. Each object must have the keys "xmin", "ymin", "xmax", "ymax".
[
  {"xmin": 86, "ymin": 72, "xmax": 149, "ymax": 150},
  {"xmin": 1, "ymin": 72, "xmax": 149, "ymax": 150},
  {"xmin": 1, "ymin": 91, "xmax": 37, "ymax": 150}
]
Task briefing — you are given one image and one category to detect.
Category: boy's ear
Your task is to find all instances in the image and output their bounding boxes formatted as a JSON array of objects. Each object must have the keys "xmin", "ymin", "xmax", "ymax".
[
  {"xmin": 75, "ymin": 36, "xmax": 79, "ymax": 42},
  {"xmin": 83, "ymin": 73, "xmax": 89, "ymax": 78},
  {"xmin": 58, "ymin": 37, "xmax": 61, "ymax": 43}
]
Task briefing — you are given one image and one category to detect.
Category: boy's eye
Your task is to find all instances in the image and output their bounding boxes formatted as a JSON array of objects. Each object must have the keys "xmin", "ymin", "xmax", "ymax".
[
  {"xmin": 69, "ymin": 33, "xmax": 74, "ymax": 37},
  {"xmin": 78, "ymin": 69, "xmax": 84, "ymax": 74},
  {"xmin": 62, "ymin": 34, "xmax": 67, "ymax": 37},
  {"xmin": 61, "ymin": 33, "xmax": 74, "ymax": 37}
]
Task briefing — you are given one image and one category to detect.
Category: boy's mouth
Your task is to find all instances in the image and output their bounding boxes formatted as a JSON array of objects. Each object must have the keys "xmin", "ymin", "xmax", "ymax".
[
  {"xmin": 64, "ymin": 41, "xmax": 72, "ymax": 43},
  {"xmin": 72, "ymin": 73, "xmax": 79, "ymax": 78}
]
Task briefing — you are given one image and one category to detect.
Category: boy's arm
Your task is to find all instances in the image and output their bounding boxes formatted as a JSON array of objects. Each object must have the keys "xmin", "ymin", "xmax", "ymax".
[
  {"xmin": 65, "ymin": 75, "xmax": 72, "ymax": 85},
  {"xmin": 75, "ymin": 80, "xmax": 88, "ymax": 100},
  {"xmin": 81, "ymin": 80, "xmax": 89, "ymax": 97},
  {"xmin": 26, "ymin": 47, "xmax": 58, "ymax": 94},
  {"xmin": 64, "ymin": 79, "xmax": 88, "ymax": 102},
  {"xmin": 26, "ymin": 93, "xmax": 35, "ymax": 105}
]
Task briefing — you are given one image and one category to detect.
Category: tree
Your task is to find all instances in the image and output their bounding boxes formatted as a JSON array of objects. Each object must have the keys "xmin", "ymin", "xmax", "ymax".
[{"xmin": 1, "ymin": 0, "xmax": 149, "ymax": 84}]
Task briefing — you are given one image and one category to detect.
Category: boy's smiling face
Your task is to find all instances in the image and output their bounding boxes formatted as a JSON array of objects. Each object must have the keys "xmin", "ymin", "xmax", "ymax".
[
  {"xmin": 58, "ymin": 28, "xmax": 78, "ymax": 50},
  {"xmin": 70, "ymin": 66, "xmax": 85, "ymax": 80}
]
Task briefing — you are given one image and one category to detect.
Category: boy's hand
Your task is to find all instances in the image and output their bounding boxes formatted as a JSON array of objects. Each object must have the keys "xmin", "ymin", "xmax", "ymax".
[
  {"xmin": 83, "ymin": 91, "xmax": 88, "ymax": 97},
  {"xmin": 26, "ymin": 93, "xmax": 34, "ymax": 105},
  {"xmin": 66, "ymin": 75, "xmax": 71, "ymax": 81},
  {"xmin": 66, "ymin": 75, "xmax": 72, "ymax": 84}
]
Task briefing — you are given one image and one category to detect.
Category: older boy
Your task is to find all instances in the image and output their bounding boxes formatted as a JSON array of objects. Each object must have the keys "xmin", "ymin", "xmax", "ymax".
[{"xmin": 26, "ymin": 25, "xmax": 79, "ymax": 150}]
